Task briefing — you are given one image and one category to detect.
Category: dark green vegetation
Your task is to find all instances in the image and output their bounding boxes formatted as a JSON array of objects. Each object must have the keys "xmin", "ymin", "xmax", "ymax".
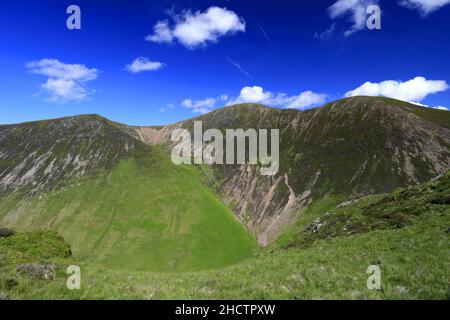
[
  {"xmin": 283, "ymin": 172, "xmax": 450, "ymax": 249},
  {"xmin": 1, "ymin": 173, "xmax": 448, "ymax": 299}
]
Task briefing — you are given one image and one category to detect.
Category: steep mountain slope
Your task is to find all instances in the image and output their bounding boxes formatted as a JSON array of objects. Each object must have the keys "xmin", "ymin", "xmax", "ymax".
[
  {"xmin": 0, "ymin": 117, "xmax": 256, "ymax": 271},
  {"xmin": 134, "ymin": 97, "xmax": 450, "ymax": 245}
]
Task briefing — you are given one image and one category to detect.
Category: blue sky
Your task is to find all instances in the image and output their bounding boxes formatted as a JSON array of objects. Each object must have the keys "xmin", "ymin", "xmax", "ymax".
[{"xmin": 1, "ymin": 0, "xmax": 449, "ymax": 125}]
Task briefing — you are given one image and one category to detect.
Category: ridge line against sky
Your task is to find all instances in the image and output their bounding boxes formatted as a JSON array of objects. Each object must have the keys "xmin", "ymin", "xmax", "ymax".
[{"xmin": 0, "ymin": 0, "xmax": 449, "ymax": 125}]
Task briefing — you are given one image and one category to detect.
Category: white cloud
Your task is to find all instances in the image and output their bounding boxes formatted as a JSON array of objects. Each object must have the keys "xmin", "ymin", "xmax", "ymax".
[
  {"xmin": 26, "ymin": 58, "xmax": 98, "ymax": 103},
  {"xmin": 125, "ymin": 57, "xmax": 164, "ymax": 73},
  {"xmin": 182, "ymin": 97, "xmax": 218, "ymax": 114},
  {"xmin": 237, "ymin": 86, "xmax": 272, "ymax": 103},
  {"xmin": 399, "ymin": 0, "xmax": 450, "ymax": 15},
  {"xmin": 345, "ymin": 76, "xmax": 449, "ymax": 102},
  {"xmin": 183, "ymin": 87, "xmax": 327, "ymax": 114},
  {"xmin": 326, "ymin": 0, "xmax": 378, "ymax": 36},
  {"xmin": 26, "ymin": 59, "xmax": 97, "ymax": 81},
  {"xmin": 41, "ymin": 79, "xmax": 88, "ymax": 102},
  {"xmin": 412, "ymin": 102, "xmax": 449, "ymax": 110},
  {"xmin": 231, "ymin": 86, "xmax": 327, "ymax": 109},
  {"xmin": 146, "ymin": 7, "xmax": 245, "ymax": 49},
  {"xmin": 147, "ymin": 21, "xmax": 174, "ymax": 43}
]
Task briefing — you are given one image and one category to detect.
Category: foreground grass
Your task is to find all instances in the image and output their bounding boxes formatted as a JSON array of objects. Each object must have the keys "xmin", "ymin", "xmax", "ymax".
[
  {"xmin": 1, "ymin": 174, "xmax": 448, "ymax": 300},
  {"xmin": 1, "ymin": 211, "xmax": 448, "ymax": 299}
]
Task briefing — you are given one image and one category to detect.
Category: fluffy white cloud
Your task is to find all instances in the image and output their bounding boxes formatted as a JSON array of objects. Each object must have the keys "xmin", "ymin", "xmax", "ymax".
[
  {"xmin": 183, "ymin": 87, "xmax": 327, "ymax": 114},
  {"xmin": 232, "ymin": 86, "xmax": 327, "ymax": 109},
  {"xmin": 41, "ymin": 79, "xmax": 87, "ymax": 102},
  {"xmin": 399, "ymin": 0, "xmax": 450, "ymax": 15},
  {"xmin": 146, "ymin": 7, "xmax": 245, "ymax": 49},
  {"xmin": 327, "ymin": 0, "xmax": 378, "ymax": 36},
  {"xmin": 26, "ymin": 59, "xmax": 97, "ymax": 81},
  {"xmin": 26, "ymin": 58, "xmax": 98, "ymax": 103},
  {"xmin": 237, "ymin": 86, "xmax": 271, "ymax": 103},
  {"xmin": 125, "ymin": 57, "xmax": 164, "ymax": 73},
  {"xmin": 345, "ymin": 76, "xmax": 449, "ymax": 102}
]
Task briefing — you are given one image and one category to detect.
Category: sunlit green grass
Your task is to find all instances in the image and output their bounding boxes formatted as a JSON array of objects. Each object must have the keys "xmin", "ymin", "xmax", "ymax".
[
  {"xmin": 0, "ymin": 147, "xmax": 257, "ymax": 272},
  {"xmin": 1, "ymin": 209, "xmax": 448, "ymax": 299}
]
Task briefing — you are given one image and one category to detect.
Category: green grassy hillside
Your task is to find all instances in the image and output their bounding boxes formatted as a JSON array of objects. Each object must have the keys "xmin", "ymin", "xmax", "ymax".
[
  {"xmin": 0, "ymin": 146, "xmax": 257, "ymax": 272},
  {"xmin": 1, "ymin": 173, "xmax": 448, "ymax": 299}
]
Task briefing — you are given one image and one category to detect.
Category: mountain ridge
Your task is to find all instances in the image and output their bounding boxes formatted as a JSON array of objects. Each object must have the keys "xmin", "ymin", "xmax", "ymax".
[
  {"xmin": 128, "ymin": 96, "xmax": 450, "ymax": 245},
  {"xmin": 1, "ymin": 96, "xmax": 449, "ymax": 248}
]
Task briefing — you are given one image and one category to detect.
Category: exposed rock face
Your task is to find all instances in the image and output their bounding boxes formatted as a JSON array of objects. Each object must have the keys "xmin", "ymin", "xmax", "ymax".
[
  {"xmin": 1, "ymin": 97, "xmax": 449, "ymax": 245},
  {"xmin": 132, "ymin": 97, "xmax": 450, "ymax": 245}
]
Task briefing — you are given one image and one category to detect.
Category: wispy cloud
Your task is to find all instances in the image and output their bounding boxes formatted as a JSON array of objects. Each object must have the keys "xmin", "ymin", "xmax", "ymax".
[
  {"xmin": 345, "ymin": 76, "xmax": 449, "ymax": 102},
  {"xmin": 26, "ymin": 58, "xmax": 98, "ymax": 103},
  {"xmin": 399, "ymin": 0, "xmax": 450, "ymax": 16},
  {"xmin": 125, "ymin": 57, "xmax": 165, "ymax": 74},
  {"xmin": 314, "ymin": 23, "xmax": 336, "ymax": 41},
  {"xmin": 159, "ymin": 103, "xmax": 175, "ymax": 113},
  {"xmin": 258, "ymin": 25, "xmax": 274, "ymax": 47},
  {"xmin": 146, "ymin": 7, "xmax": 245, "ymax": 49},
  {"xmin": 226, "ymin": 58, "xmax": 252, "ymax": 79}
]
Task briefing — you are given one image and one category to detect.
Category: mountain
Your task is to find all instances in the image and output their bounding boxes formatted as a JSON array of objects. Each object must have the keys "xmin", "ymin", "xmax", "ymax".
[
  {"xmin": 131, "ymin": 96, "xmax": 450, "ymax": 245},
  {"xmin": 0, "ymin": 115, "xmax": 146, "ymax": 195},
  {"xmin": 0, "ymin": 115, "xmax": 256, "ymax": 271},
  {"xmin": 0, "ymin": 96, "xmax": 449, "ymax": 271}
]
